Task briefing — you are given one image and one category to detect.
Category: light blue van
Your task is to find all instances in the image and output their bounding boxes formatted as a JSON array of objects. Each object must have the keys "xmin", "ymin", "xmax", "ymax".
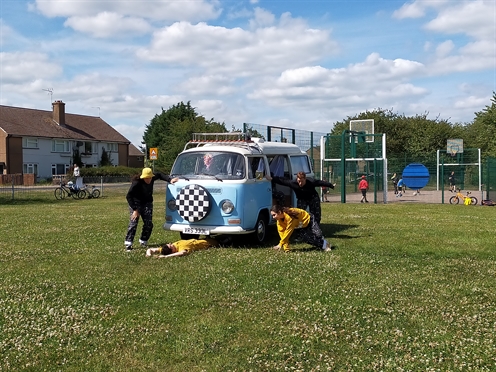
[{"xmin": 163, "ymin": 133, "xmax": 314, "ymax": 244}]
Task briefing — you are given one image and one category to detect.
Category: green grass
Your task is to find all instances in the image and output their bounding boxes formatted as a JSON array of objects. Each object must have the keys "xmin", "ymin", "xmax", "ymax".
[{"xmin": 1, "ymin": 193, "xmax": 495, "ymax": 371}]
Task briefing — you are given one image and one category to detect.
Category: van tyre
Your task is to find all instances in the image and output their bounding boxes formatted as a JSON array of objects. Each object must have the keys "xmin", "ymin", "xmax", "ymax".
[{"xmin": 251, "ymin": 212, "xmax": 269, "ymax": 244}]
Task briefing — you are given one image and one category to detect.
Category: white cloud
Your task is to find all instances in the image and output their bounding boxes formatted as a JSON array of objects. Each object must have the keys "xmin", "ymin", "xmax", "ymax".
[
  {"xmin": 453, "ymin": 94, "xmax": 490, "ymax": 110},
  {"xmin": 435, "ymin": 40, "xmax": 454, "ymax": 57},
  {"xmin": 424, "ymin": 0, "xmax": 494, "ymax": 39},
  {"xmin": 33, "ymin": 0, "xmax": 222, "ymax": 23},
  {"xmin": 428, "ymin": 39, "xmax": 495, "ymax": 74},
  {"xmin": 178, "ymin": 75, "xmax": 237, "ymax": 96},
  {"xmin": 136, "ymin": 12, "xmax": 337, "ymax": 77},
  {"xmin": 64, "ymin": 12, "xmax": 152, "ymax": 38},
  {"xmin": 392, "ymin": 1, "xmax": 427, "ymax": 19},
  {"xmin": 249, "ymin": 7, "xmax": 275, "ymax": 28},
  {"xmin": 249, "ymin": 53, "xmax": 427, "ymax": 110},
  {"xmin": 0, "ymin": 52, "xmax": 62, "ymax": 84},
  {"xmin": 396, "ymin": 1, "xmax": 496, "ymax": 75}
]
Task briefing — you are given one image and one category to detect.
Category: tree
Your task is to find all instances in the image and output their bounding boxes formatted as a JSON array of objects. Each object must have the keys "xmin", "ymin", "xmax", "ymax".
[
  {"xmin": 331, "ymin": 108, "xmax": 457, "ymax": 159},
  {"xmin": 142, "ymin": 102, "xmax": 227, "ymax": 171},
  {"xmin": 464, "ymin": 92, "xmax": 496, "ymax": 159},
  {"xmin": 99, "ymin": 148, "xmax": 113, "ymax": 166}
]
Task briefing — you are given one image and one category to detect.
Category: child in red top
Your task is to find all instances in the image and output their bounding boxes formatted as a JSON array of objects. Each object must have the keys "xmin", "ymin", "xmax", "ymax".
[{"xmin": 358, "ymin": 175, "xmax": 369, "ymax": 203}]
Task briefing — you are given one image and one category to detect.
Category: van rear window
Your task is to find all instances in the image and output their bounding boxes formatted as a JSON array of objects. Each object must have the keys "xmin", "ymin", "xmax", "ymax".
[{"xmin": 290, "ymin": 155, "xmax": 312, "ymax": 175}]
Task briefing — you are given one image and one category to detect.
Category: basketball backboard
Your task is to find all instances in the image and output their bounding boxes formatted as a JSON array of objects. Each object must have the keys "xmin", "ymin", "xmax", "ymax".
[
  {"xmin": 350, "ymin": 119, "xmax": 374, "ymax": 143},
  {"xmin": 447, "ymin": 139, "xmax": 463, "ymax": 156}
]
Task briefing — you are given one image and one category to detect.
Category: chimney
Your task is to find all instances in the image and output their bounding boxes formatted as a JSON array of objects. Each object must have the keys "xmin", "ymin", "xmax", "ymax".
[{"xmin": 52, "ymin": 100, "xmax": 66, "ymax": 126}]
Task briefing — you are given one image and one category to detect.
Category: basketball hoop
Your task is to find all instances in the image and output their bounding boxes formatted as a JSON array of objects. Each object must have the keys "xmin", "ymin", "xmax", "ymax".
[{"xmin": 447, "ymin": 139, "xmax": 463, "ymax": 158}]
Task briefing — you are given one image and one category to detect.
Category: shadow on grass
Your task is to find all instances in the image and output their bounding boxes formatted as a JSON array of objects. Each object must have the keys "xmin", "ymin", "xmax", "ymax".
[
  {"xmin": 222, "ymin": 223, "xmax": 361, "ymax": 250},
  {"xmin": 0, "ymin": 196, "xmax": 107, "ymax": 205},
  {"xmin": 321, "ymin": 223, "xmax": 359, "ymax": 237},
  {"xmin": 0, "ymin": 198, "xmax": 61, "ymax": 205}
]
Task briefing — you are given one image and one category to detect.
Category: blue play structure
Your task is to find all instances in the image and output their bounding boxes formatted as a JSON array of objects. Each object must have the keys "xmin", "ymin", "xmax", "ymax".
[{"xmin": 402, "ymin": 163, "xmax": 430, "ymax": 190}]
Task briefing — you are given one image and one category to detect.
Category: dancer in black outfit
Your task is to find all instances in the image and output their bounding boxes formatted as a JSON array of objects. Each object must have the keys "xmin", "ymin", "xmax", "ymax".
[
  {"xmin": 267, "ymin": 171, "xmax": 335, "ymax": 224},
  {"xmin": 124, "ymin": 167, "xmax": 178, "ymax": 251}
]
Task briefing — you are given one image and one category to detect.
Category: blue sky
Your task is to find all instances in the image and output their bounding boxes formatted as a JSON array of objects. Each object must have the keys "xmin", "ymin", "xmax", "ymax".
[{"xmin": 1, "ymin": 0, "xmax": 495, "ymax": 148}]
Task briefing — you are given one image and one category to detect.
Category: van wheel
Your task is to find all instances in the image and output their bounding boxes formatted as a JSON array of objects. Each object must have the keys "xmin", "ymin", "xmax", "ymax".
[{"xmin": 251, "ymin": 213, "xmax": 268, "ymax": 244}]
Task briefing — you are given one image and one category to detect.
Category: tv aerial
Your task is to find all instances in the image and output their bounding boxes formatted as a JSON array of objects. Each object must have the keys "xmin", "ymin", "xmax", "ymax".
[
  {"xmin": 42, "ymin": 88, "xmax": 53, "ymax": 106},
  {"xmin": 91, "ymin": 106, "xmax": 101, "ymax": 117}
]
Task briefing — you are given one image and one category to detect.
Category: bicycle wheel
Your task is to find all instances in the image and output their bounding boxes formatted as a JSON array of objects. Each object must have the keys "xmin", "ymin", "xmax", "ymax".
[
  {"xmin": 470, "ymin": 196, "xmax": 478, "ymax": 205},
  {"xmin": 91, "ymin": 189, "xmax": 101, "ymax": 198},
  {"xmin": 54, "ymin": 187, "xmax": 66, "ymax": 200},
  {"xmin": 77, "ymin": 189, "xmax": 87, "ymax": 199},
  {"xmin": 449, "ymin": 196, "xmax": 459, "ymax": 204}
]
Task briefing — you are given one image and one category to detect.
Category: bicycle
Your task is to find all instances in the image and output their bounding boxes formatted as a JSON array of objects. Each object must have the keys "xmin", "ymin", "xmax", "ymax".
[
  {"xmin": 449, "ymin": 189, "xmax": 478, "ymax": 205},
  {"xmin": 54, "ymin": 182, "xmax": 86, "ymax": 200},
  {"xmin": 85, "ymin": 185, "xmax": 101, "ymax": 199}
]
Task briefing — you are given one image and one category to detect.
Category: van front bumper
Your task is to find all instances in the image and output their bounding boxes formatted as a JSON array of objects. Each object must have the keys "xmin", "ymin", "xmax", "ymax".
[{"xmin": 163, "ymin": 223, "xmax": 254, "ymax": 235}]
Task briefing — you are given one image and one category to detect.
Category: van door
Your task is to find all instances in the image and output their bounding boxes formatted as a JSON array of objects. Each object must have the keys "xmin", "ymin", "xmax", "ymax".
[{"xmin": 244, "ymin": 156, "xmax": 272, "ymax": 228}]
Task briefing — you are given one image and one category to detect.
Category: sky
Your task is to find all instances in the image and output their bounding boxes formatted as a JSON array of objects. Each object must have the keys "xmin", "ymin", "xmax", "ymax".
[{"xmin": 1, "ymin": 0, "xmax": 495, "ymax": 149}]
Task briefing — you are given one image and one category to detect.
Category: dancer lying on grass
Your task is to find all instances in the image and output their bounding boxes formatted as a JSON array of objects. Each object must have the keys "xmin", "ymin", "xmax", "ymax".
[
  {"xmin": 145, "ymin": 237, "xmax": 219, "ymax": 258},
  {"xmin": 270, "ymin": 205, "xmax": 331, "ymax": 252}
]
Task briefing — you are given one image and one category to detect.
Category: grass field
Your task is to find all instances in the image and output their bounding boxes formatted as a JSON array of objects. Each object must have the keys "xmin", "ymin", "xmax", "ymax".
[{"xmin": 1, "ymin": 192, "xmax": 495, "ymax": 371}]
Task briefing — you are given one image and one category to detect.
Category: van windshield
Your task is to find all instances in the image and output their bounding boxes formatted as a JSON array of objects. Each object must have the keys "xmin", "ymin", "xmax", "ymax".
[{"xmin": 171, "ymin": 151, "xmax": 246, "ymax": 180}]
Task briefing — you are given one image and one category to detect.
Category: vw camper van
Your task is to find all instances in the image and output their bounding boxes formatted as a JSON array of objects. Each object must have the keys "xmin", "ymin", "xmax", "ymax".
[{"xmin": 163, "ymin": 133, "xmax": 314, "ymax": 243}]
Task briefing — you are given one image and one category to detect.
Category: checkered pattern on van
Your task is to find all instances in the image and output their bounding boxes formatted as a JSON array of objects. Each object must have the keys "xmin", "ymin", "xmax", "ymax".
[{"xmin": 176, "ymin": 184, "xmax": 211, "ymax": 222}]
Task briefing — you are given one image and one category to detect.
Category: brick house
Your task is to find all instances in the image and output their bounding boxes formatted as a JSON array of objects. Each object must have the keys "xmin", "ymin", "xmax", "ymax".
[
  {"xmin": 0, "ymin": 101, "xmax": 137, "ymax": 180},
  {"xmin": 128, "ymin": 143, "xmax": 145, "ymax": 169}
]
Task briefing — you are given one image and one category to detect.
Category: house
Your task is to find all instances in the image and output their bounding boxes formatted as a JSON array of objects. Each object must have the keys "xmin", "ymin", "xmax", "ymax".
[
  {"xmin": 0, "ymin": 100, "xmax": 135, "ymax": 180},
  {"xmin": 128, "ymin": 143, "xmax": 145, "ymax": 168}
]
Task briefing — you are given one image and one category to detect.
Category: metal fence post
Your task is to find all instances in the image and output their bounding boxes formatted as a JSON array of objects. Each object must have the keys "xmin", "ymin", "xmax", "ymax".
[{"xmin": 11, "ymin": 175, "xmax": 14, "ymax": 200}]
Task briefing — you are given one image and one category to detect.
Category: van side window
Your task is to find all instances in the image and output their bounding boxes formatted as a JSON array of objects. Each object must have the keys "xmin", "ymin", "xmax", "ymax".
[
  {"xmin": 248, "ymin": 157, "xmax": 265, "ymax": 179},
  {"xmin": 290, "ymin": 155, "xmax": 312, "ymax": 175}
]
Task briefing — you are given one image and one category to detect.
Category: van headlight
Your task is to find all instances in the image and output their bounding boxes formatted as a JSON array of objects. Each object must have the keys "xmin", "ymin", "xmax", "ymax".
[
  {"xmin": 221, "ymin": 200, "xmax": 234, "ymax": 214},
  {"xmin": 167, "ymin": 199, "xmax": 177, "ymax": 211}
]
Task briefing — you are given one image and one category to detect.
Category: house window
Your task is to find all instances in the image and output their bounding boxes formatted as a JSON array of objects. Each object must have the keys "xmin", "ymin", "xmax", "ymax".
[
  {"xmin": 22, "ymin": 137, "xmax": 39, "ymax": 148},
  {"xmin": 106, "ymin": 143, "xmax": 118, "ymax": 152},
  {"xmin": 84, "ymin": 142, "xmax": 97, "ymax": 154},
  {"xmin": 23, "ymin": 163, "xmax": 38, "ymax": 176},
  {"xmin": 52, "ymin": 163, "xmax": 69, "ymax": 175},
  {"xmin": 52, "ymin": 140, "xmax": 70, "ymax": 152}
]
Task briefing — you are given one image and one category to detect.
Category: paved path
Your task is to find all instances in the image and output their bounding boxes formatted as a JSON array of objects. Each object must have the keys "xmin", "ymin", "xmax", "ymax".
[{"xmin": 324, "ymin": 189, "xmax": 485, "ymax": 205}]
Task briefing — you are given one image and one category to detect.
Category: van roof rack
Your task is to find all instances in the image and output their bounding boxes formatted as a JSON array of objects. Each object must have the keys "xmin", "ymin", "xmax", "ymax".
[{"xmin": 184, "ymin": 132, "xmax": 262, "ymax": 152}]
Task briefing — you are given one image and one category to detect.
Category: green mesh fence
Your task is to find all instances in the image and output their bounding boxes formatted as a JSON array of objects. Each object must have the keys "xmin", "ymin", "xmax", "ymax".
[
  {"xmin": 483, "ymin": 157, "xmax": 496, "ymax": 200},
  {"xmin": 243, "ymin": 123, "xmax": 327, "ymax": 178},
  {"xmin": 322, "ymin": 133, "xmax": 386, "ymax": 203},
  {"xmin": 242, "ymin": 123, "xmax": 488, "ymax": 204}
]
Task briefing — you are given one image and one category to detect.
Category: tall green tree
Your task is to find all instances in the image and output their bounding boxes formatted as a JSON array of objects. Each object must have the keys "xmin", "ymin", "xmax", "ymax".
[
  {"xmin": 142, "ymin": 102, "xmax": 227, "ymax": 171},
  {"xmin": 464, "ymin": 92, "xmax": 496, "ymax": 159}
]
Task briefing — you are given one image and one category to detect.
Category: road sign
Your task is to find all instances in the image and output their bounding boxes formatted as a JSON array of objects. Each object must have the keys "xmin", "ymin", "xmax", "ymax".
[{"xmin": 149, "ymin": 148, "xmax": 158, "ymax": 160}]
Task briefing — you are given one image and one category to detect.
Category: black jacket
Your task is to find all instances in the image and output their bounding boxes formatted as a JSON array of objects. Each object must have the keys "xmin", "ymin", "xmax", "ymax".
[
  {"xmin": 272, "ymin": 177, "xmax": 334, "ymax": 202},
  {"xmin": 126, "ymin": 172, "xmax": 172, "ymax": 210}
]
